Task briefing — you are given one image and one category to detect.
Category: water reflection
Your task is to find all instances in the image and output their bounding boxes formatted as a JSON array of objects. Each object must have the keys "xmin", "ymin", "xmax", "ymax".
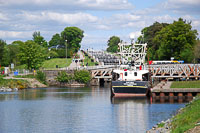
[{"xmin": 0, "ymin": 86, "xmax": 185, "ymax": 132}]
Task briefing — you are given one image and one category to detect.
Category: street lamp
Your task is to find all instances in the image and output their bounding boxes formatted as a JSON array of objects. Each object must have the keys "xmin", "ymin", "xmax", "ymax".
[{"xmin": 65, "ymin": 39, "xmax": 67, "ymax": 66}]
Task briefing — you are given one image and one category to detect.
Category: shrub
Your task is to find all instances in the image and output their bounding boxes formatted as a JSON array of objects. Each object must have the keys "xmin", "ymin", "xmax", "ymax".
[
  {"xmin": 74, "ymin": 70, "xmax": 91, "ymax": 84},
  {"xmin": 56, "ymin": 71, "xmax": 72, "ymax": 84},
  {"xmin": 36, "ymin": 71, "xmax": 47, "ymax": 85}
]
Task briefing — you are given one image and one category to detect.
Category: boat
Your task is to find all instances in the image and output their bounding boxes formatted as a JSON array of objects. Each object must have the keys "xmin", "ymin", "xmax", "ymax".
[{"xmin": 111, "ymin": 35, "xmax": 150, "ymax": 97}]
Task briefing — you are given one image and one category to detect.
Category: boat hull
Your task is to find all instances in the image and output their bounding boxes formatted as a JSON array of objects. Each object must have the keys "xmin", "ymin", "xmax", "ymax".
[{"xmin": 111, "ymin": 81, "xmax": 148, "ymax": 97}]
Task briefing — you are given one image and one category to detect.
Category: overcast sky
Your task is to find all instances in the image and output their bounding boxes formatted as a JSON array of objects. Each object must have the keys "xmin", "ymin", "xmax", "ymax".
[{"xmin": 0, "ymin": 0, "xmax": 200, "ymax": 50}]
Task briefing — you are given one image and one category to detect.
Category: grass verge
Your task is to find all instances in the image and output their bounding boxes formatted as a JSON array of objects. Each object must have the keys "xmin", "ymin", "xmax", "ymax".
[
  {"xmin": 42, "ymin": 58, "xmax": 72, "ymax": 68},
  {"xmin": 171, "ymin": 96, "xmax": 200, "ymax": 132},
  {"xmin": 171, "ymin": 80, "xmax": 200, "ymax": 88}
]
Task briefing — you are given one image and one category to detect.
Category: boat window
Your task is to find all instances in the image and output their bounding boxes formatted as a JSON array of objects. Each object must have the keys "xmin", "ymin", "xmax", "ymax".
[
  {"xmin": 125, "ymin": 72, "xmax": 128, "ymax": 76},
  {"xmin": 134, "ymin": 72, "xmax": 137, "ymax": 76}
]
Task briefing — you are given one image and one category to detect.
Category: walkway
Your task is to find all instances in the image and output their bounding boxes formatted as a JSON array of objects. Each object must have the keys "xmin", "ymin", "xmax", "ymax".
[{"xmin": 68, "ymin": 51, "xmax": 85, "ymax": 69}]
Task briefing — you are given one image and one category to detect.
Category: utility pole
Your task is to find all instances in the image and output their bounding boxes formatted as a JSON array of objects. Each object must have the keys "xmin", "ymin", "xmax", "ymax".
[{"xmin": 65, "ymin": 39, "xmax": 67, "ymax": 66}]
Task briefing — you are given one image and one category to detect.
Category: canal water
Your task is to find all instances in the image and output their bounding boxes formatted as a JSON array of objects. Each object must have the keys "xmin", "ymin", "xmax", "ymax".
[{"xmin": 0, "ymin": 84, "xmax": 185, "ymax": 133}]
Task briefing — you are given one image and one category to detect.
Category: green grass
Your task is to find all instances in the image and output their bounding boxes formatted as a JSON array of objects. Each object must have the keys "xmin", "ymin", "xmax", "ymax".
[
  {"xmin": 171, "ymin": 80, "xmax": 200, "ymax": 88},
  {"xmin": 14, "ymin": 74, "xmax": 35, "ymax": 78},
  {"xmin": 82, "ymin": 56, "xmax": 97, "ymax": 66},
  {"xmin": 171, "ymin": 96, "xmax": 200, "ymax": 132},
  {"xmin": 157, "ymin": 122, "xmax": 165, "ymax": 128},
  {"xmin": 42, "ymin": 58, "xmax": 72, "ymax": 68}
]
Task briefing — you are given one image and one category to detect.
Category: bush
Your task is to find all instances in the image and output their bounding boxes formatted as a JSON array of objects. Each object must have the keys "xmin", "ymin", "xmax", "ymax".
[
  {"xmin": 56, "ymin": 71, "xmax": 71, "ymax": 83},
  {"xmin": 36, "ymin": 71, "xmax": 47, "ymax": 85},
  {"xmin": 74, "ymin": 70, "xmax": 91, "ymax": 84}
]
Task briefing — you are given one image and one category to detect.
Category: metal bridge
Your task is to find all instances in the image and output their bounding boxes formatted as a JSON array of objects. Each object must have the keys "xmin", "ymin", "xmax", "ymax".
[{"xmin": 149, "ymin": 64, "xmax": 200, "ymax": 79}]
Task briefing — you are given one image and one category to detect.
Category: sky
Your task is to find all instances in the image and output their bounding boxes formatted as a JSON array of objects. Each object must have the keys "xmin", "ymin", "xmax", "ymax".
[{"xmin": 0, "ymin": 0, "xmax": 200, "ymax": 50}]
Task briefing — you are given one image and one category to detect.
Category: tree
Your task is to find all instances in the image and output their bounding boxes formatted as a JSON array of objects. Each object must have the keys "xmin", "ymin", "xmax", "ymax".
[
  {"xmin": 194, "ymin": 40, "xmax": 200, "ymax": 63},
  {"xmin": 32, "ymin": 31, "xmax": 48, "ymax": 47},
  {"xmin": 7, "ymin": 41, "xmax": 22, "ymax": 66},
  {"xmin": 74, "ymin": 70, "xmax": 91, "ymax": 84},
  {"xmin": 49, "ymin": 33, "xmax": 61, "ymax": 47},
  {"xmin": 0, "ymin": 39, "xmax": 10, "ymax": 66},
  {"xmin": 18, "ymin": 40, "xmax": 47, "ymax": 70},
  {"xmin": 154, "ymin": 18, "xmax": 198, "ymax": 62},
  {"xmin": 137, "ymin": 22, "xmax": 169, "ymax": 60},
  {"xmin": 61, "ymin": 27, "xmax": 84, "ymax": 53},
  {"xmin": 106, "ymin": 36, "xmax": 120, "ymax": 53}
]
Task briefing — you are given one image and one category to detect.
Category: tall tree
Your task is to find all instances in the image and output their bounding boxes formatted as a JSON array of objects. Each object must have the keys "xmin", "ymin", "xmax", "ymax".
[
  {"xmin": 32, "ymin": 31, "xmax": 48, "ymax": 47},
  {"xmin": 154, "ymin": 18, "xmax": 198, "ymax": 62},
  {"xmin": 7, "ymin": 41, "xmax": 23, "ymax": 66},
  {"xmin": 106, "ymin": 36, "xmax": 120, "ymax": 53},
  {"xmin": 137, "ymin": 22, "xmax": 169, "ymax": 60},
  {"xmin": 61, "ymin": 27, "xmax": 84, "ymax": 53},
  {"xmin": 49, "ymin": 33, "xmax": 61, "ymax": 47},
  {"xmin": 18, "ymin": 40, "xmax": 47, "ymax": 70},
  {"xmin": 0, "ymin": 39, "xmax": 6, "ymax": 65}
]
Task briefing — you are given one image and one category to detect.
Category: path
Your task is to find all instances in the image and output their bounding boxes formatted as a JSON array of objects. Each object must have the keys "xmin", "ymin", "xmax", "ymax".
[{"xmin": 68, "ymin": 51, "xmax": 85, "ymax": 69}]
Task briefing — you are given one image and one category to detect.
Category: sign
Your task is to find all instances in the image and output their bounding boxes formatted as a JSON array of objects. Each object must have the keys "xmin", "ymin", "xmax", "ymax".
[{"xmin": 11, "ymin": 63, "xmax": 14, "ymax": 69}]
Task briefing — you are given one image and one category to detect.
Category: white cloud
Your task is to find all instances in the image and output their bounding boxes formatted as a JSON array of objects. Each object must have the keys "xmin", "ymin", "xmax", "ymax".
[
  {"xmin": 0, "ymin": 0, "xmax": 133, "ymax": 10},
  {"xmin": 0, "ymin": 30, "xmax": 32, "ymax": 39}
]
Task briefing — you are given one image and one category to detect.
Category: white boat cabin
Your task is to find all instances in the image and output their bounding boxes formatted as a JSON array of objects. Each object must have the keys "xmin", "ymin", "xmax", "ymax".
[{"xmin": 113, "ymin": 69, "xmax": 149, "ymax": 81}]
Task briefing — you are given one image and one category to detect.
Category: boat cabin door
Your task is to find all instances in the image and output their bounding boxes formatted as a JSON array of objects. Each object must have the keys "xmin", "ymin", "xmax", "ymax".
[{"xmin": 120, "ymin": 73, "xmax": 123, "ymax": 80}]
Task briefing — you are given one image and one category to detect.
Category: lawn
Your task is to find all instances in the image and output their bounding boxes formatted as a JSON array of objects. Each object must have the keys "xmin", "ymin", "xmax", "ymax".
[
  {"xmin": 171, "ymin": 96, "xmax": 200, "ymax": 132},
  {"xmin": 171, "ymin": 80, "xmax": 200, "ymax": 88},
  {"xmin": 82, "ymin": 56, "xmax": 97, "ymax": 66},
  {"xmin": 42, "ymin": 58, "xmax": 72, "ymax": 68}
]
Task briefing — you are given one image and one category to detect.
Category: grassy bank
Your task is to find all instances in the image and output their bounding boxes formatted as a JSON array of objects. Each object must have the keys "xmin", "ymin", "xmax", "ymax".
[
  {"xmin": 82, "ymin": 56, "xmax": 97, "ymax": 66},
  {"xmin": 42, "ymin": 58, "xmax": 72, "ymax": 68},
  {"xmin": 171, "ymin": 80, "xmax": 200, "ymax": 88},
  {"xmin": 0, "ymin": 78, "xmax": 29, "ymax": 89},
  {"xmin": 171, "ymin": 96, "xmax": 200, "ymax": 132}
]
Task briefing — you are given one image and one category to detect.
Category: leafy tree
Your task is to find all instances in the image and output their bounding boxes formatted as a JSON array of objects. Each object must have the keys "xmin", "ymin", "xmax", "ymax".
[
  {"xmin": 49, "ymin": 33, "xmax": 61, "ymax": 47},
  {"xmin": 32, "ymin": 31, "xmax": 48, "ymax": 47},
  {"xmin": 7, "ymin": 41, "xmax": 22, "ymax": 66},
  {"xmin": 194, "ymin": 40, "xmax": 200, "ymax": 63},
  {"xmin": 154, "ymin": 18, "xmax": 198, "ymax": 62},
  {"xmin": 61, "ymin": 27, "xmax": 84, "ymax": 53},
  {"xmin": 106, "ymin": 36, "xmax": 120, "ymax": 53},
  {"xmin": 0, "ymin": 39, "xmax": 6, "ymax": 66},
  {"xmin": 138, "ymin": 22, "xmax": 169, "ymax": 60},
  {"xmin": 18, "ymin": 40, "xmax": 47, "ymax": 70},
  {"xmin": 74, "ymin": 70, "xmax": 91, "ymax": 84}
]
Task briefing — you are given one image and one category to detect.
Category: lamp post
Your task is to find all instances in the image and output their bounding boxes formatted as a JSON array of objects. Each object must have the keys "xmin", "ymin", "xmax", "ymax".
[{"xmin": 65, "ymin": 39, "xmax": 67, "ymax": 67}]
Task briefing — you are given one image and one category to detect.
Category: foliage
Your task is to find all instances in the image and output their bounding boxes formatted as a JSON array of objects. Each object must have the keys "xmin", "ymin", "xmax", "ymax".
[
  {"xmin": 49, "ymin": 33, "xmax": 61, "ymax": 47},
  {"xmin": 42, "ymin": 58, "xmax": 72, "ymax": 68},
  {"xmin": 74, "ymin": 70, "xmax": 91, "ymax": 84},
  {"xmin": 171, "ymin": 96, "xmax": 200, "ymax": 132},
  {"xmin": 18, "ymin": 40, "xmax": 47, "ymax": 70},
  {"xmin": 32, "ymin": 31, "xmax": 48, "ymax": 47},
  {"xmin": 0, "ymin": 39, "xmax": 9, "ymax": 66},
  {"xmin": 106, "ymin": 36, "xmax": 120, "ymax": 53},
  {"xmin": 61, "ymin": 27, "xmax": 84, "ymax": 53},
  {"xmin": 0, "ymin": 79, "xmax": 29, "ymax": 89},
  {"xmin": 56, "ymin": 71, "xmax": 71, "ymax": 83},
  {"xmin": 194, "ymin": 40, "xmax": 200, "ymax": 63},
  {"xmin": 36, "ymin": 71, "xmax": 47, "ymax": 85},
  {"xmin": 154, "ymin": 18, "xmax": 198, "ymax": 62},
  {"xmin": 7, "ymin": 41, "xmax": 21, "ymax": 66},
  {"xmin": 171, "ymin": 80, "xmax": 200, "ymax": 88},
  {"xmin": 138, "ymin": 22, "xmax": 169, "ymax": 60}
]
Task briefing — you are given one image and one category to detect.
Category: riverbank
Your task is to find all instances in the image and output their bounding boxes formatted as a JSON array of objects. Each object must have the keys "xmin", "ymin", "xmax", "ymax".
[
  {"xmin": 1, "ymin": 76, "xmax": 47, "ymax": 91},
  {"xmin": 147, "ymin": 96, "xmax": 200, "ymax": 132}
]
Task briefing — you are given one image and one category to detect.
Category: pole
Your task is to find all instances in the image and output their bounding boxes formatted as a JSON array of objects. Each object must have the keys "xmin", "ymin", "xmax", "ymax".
[{"xmin": 65, "ymin": 40, "xmax": 67, "ymax": 66}]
